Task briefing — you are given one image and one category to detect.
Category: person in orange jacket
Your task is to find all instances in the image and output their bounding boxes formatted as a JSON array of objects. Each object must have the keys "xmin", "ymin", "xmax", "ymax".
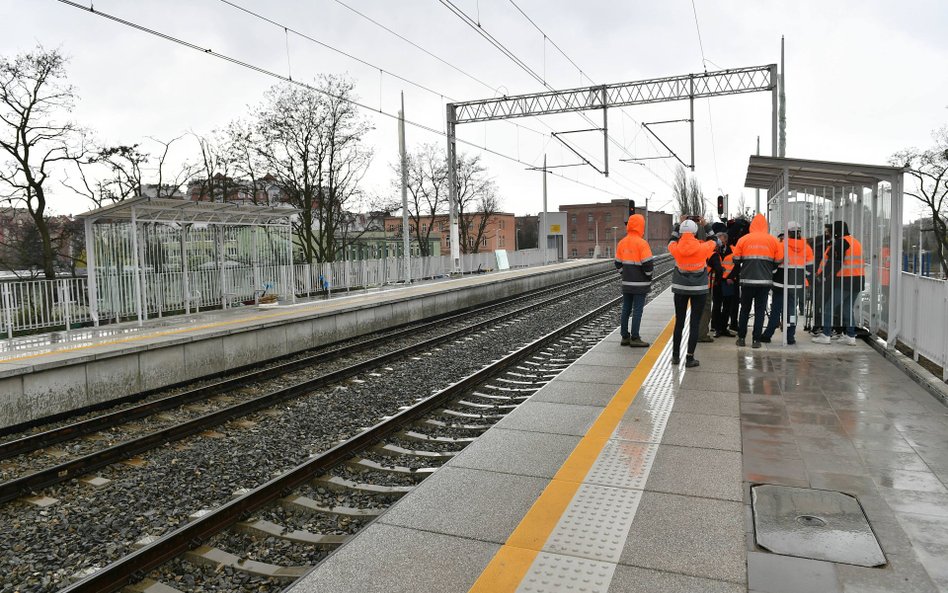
[
  {"xmin": 761, "ymin": 221, "xmax": 814, "ymax": 344},
  {"xmin": 726, "ymin": 213, "xmax": 783, "ymax": 348},
  {"xmin": 614, "ymin": 214, "xmax": 654, "ymax": 347},
  {"xmin": 668, "ymin": 217, "xmax": 717, "ymax": 367}
]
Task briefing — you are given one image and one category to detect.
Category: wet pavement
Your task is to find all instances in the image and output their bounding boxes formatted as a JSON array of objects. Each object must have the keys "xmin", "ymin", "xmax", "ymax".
[{"xmin": 740, "ymin": 342, "xmax": 948, "ymax": 593}]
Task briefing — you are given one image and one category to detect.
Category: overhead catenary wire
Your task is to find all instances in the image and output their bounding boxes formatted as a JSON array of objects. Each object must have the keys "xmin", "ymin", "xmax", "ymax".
[
  {"xmin": 437, "ymin": 0, "xmax": 666, "ymax": 194},
  {"xmin": 484, "ymin": 0, "xmax": 677, "ymax": 188},
  {"xmin": 53, "ymin": 0, "xmax": 632, "ymax": 200},
  {"xmin": 690, "ymin": 0, "xmax": 721, "ymax": 206},
  {"xmin": 218, "ymin": 0, "xmax": 648, "ymax": 198}
]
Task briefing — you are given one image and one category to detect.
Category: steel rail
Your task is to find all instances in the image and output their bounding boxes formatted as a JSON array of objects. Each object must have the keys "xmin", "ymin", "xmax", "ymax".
[
  {"xmin": 0, "ymin": 260, "xmax": 671, "ymax": 504},
  {"xmin": 0, "ymin": 264, "xmax": 625, "ymax": 459},
  {"xmin": 60, "ymin": 268, "xmax": 674, "ymax": 593}
]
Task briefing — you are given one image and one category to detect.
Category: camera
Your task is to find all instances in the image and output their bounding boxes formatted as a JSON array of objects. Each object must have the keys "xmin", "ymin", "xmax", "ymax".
[{"xmin": 687, "ymin": 215, "xmax": 701, "ymax": 223}]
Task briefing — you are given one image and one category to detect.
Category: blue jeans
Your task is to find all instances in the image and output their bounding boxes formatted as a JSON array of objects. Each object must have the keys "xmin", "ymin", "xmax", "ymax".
[
  {"xmin": 620, "ymin": 293, "xmax": 646, "ymax": 338},
  {"xmin": 762, "ymin": 287, "xmax": 799, "ymax": 342},
  {"xmin": 823, "ymin": 286, "xmax": 858, "ymax": 337}
]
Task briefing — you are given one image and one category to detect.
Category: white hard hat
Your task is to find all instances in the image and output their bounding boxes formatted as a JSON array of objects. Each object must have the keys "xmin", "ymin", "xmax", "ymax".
[
  {"xmin": 680, "ymin": 219, "xmax": 699, "ymax": 235},
  {"xmin": 788, "ymin": 220, "xmax": 801, "ymax": 232}
]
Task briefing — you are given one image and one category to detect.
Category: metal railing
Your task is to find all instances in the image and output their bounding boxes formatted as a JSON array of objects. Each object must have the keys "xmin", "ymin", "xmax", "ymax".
[
  {"xmin": 0, "ymin": 249, "xmax": 558, "ymax": 338},
  {"xmin": 898, "ymin": 272, "xmax": 948, "ymax": 381}
]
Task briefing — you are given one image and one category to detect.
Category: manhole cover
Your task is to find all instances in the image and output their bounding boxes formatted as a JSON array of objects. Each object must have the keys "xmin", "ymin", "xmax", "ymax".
[{"xmin": 751, "ymin": 484, "xmax": 886, "ymax": 567}]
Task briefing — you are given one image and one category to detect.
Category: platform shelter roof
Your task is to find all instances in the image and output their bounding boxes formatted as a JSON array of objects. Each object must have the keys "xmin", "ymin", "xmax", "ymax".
[
  {"xmin": 76, "ymin": 195, "xmax": 299, "ymax": 227},
  {"xmin": 744, "ymin": 155, "xmax": 904, "ymax": 191}
]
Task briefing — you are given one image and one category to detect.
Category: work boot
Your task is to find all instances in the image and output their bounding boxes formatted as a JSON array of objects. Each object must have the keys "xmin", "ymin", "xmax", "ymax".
[
  {"xmin": 628, "ymin": 337, "xmax": 650, "ymax": 348},
  {"xmin": 685, "ymin": 357, "xmax": 700, "ymax": 368},
  {"xmin": 714, "ymin": 329, "xmax": 736, "ymax": 338},
  {"xmin": 697, "ymin": 335, "xmax": 715, "ymax": 343},
  {"xmin": 752, "ymin": 339, "xmax": 762, "ymax": 349},
  {"xmin": 759, "ymin": 335, "xmax": 772, "ymax": 343},
  {"xmin": 620, "ymin": 336, "xmax": 630, "ymax": 346},
  {"xmin": 736, "ymin": 336, "xmax": 746, "ymax": 347},
  {"xmin": 671, "ymin": 353, "xmax": 681, "ymax": 365}
]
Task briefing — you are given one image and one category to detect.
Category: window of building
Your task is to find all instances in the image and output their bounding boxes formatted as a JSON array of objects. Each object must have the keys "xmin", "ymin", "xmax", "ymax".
[
  {"xmin": 587, "ymin": 213, "xmax": 594, "ymax": 223},
  {"xmin": 499, "ymin": 219, "xmax": 505, "ymax": 229},
  {"xmin": 571, "ymin": 215, "xmax": 577, "ymax": 224},
  {"xmin": 570, "ymin": 231, "xmax": 576, "ymax": 241},
  {"xmin": 588, "ymin": 247, "xmax": 595, "ymax": 257},
  {"xmin": 587, "ymin": 230, "xmax": 594, "ymax": 241},
  {"xmin": 605, "ymin": 213, "xmax": 611, "ymax": 223},
  {"xmin": 571, "ymin": 248, "xmax": 578, "ymax": 257}
]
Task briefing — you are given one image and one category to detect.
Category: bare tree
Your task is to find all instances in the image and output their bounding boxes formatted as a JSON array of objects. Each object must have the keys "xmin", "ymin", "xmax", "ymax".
[
  {"xmin": 671, "ymin": 165, "xmax": 706, "ymax": 219},
  {"xmin": 455, "ymin": 153, "xmax": 500, "ymax": 254},
  {"xmin": 250, "ymin": 75, "xmax": 373, "ymax": 264},
  {"xmin": 66, "ymin": 135, "xmax": 196, "ymax": 207},
  {"xmin": 892, "ymin": 126, "xmax": 948, "ymax": 277},
  {"xmin": 394, "ymin": 143, "xmax": 449, "ymax": 257},
  {"xmin": 0, "ymin": 46, "xmax": 87, "ymax": 279}
]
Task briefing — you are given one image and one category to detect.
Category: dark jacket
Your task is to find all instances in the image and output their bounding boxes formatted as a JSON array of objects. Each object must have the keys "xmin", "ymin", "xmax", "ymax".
[{"xmin": 614, "ymin": 214, "xmax": 654, "ymax": 295}]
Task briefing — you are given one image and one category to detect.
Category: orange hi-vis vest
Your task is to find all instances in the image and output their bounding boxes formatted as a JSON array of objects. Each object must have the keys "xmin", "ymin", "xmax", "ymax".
[
  {"xmin": 774, "ymin": 237, "xmax": 814, "ymax": 289},
  {"xmin": 819, "ymin": 236, "xmax": 865, "ymax": 278},
  {"xmin": 839, "ymin": 236, "xmax": 864, "ymax": 277},
  {"xmin": 669, "ymin": 232, "xmax": 716, "ymax": 295}
]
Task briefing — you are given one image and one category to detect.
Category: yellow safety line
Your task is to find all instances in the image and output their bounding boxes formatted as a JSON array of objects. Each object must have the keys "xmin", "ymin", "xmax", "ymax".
[{"xmin": 468, "ymin": 316, "xmax": 675, "ymax": 593}]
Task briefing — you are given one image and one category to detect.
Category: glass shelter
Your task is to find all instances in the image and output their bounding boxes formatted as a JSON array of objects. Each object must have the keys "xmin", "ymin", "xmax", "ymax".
[
  {"xmin": 744, "ymin": 156, "xmax": 904, "ymax": 346},
  {"xmin": 77, "ymin": 197, "xmax": 299, "ymax": 326}
]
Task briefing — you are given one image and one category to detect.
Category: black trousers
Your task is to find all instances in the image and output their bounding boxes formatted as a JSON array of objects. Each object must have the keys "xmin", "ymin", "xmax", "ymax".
[
  {"xmin": 711, "ymin": 284, "xmax": 735, "ymax": 333},
  {"xmin": 673, "ymin": 293, "xmax": 707, "ymax": 358},
  {"xmin": 738, "ymin": 285, "xmax": 770, "ymax": 340}
]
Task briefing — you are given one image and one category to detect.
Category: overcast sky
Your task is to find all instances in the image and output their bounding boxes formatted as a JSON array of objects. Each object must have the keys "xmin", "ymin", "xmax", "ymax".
[{"xmin": 2, "ymin": 0, "xmax": 946, "ymax": 219}]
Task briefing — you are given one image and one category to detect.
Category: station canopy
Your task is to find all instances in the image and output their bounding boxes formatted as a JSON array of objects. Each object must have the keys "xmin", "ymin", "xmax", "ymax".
[
  {"xmin": 744, "ymin": 155, "xmax": 903, "ymax": 191},
  {"xmin": 77, "ymin": 196, "xmax": 300, "ymax": 326}
]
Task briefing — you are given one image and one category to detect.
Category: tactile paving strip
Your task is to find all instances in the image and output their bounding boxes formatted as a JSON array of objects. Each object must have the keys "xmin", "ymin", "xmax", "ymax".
[
  {"xmin": 583, "ymin": 440, "xmax": 659, "ymax": 490},
  {"xmin": 515, "ymin": 551, "xmax": 617, "ymax": 593},
  {"xmin": 543, "ymin": 484, "xmax": 642, "ymax": 562}
]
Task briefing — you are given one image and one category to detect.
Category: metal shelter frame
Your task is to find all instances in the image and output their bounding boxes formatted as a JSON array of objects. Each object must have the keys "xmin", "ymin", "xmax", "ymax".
[
  {"xmin": 445, "ymin": 64, "xmax": 780, "ymax": 272},
  {"xmin": 77, "ymin": 197, "xmax": 300, "ymax": 326},
  {"xmin": 744, "ymin": 155, "xmax": 905, "ymax": 347}
]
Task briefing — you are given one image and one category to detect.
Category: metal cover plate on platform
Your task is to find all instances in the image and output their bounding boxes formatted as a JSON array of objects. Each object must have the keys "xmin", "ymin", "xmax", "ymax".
[{"xmin": 752, "ymin": 485, "xmax": 886, "ymax": 567}]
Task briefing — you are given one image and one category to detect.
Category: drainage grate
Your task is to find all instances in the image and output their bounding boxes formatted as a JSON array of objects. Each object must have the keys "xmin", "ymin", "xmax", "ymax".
[{"xmin": 751, "ymin": 484, "xmax": 886, "ymax": 567}]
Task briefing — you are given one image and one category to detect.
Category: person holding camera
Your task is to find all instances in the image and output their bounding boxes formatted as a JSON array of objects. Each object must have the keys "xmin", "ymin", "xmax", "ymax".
[{"xmin": 668, "ymin": 216, "xmax": 717, "ymax": 367}]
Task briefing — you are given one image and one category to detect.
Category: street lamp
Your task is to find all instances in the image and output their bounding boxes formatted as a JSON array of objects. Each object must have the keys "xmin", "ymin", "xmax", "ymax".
[{"xmin": 611, "ymin": 226, "xmax": 618, "ymax": 258}]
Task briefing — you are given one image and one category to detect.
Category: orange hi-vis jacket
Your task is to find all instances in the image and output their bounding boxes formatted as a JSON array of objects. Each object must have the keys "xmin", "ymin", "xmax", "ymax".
[
  {"xmin": 614, "ymin": 214, "xmax": 654, "ymax": 295},
  {"xmin": 729, "ymin": 214, "xmax": 783, "ymax": 286},
  {"xmin": 773, "ymin": 237, "xmax": 814, "ymax": 289},
  {"xmin": 669, "ymin": 230, "xmax": 716, "ymax": 295}
]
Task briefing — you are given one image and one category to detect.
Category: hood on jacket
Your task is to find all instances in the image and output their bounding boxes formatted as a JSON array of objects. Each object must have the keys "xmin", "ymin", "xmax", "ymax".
[
  {"xmin": 672, "ymin": 232, "xmax": 707, "ymax": 257},
  {"xmin": 749, "ymin": 213, "xmax": 769, "ymax": 234},
  {"xmin": 626, "ymin": 214, "xmax": 645, "ymax": 238}
]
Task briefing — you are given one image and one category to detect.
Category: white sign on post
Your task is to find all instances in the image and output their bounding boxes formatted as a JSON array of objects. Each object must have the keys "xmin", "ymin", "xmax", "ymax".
[{"xmin": 494, "ymin": 249, "xmax": 510, "ymax": 271}]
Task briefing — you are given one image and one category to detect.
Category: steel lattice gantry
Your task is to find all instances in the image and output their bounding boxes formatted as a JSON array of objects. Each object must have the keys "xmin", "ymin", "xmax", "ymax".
[
  {"xmin": 444, "ymin": 64, "xmax": 779, "ymax": 271},
  {"xmin": 451, "ymin": 65, "xmax": 776, "ymax": 123}
]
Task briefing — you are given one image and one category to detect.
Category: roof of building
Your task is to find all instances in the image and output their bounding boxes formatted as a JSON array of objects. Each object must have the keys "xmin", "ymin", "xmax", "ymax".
[
  {"xmin": 744, "ymin": 156, "xmax": 904, "ymax": 191},
  {"xmin": 76, "ymin": 196, "xmax": 300, "ymax": 226}
]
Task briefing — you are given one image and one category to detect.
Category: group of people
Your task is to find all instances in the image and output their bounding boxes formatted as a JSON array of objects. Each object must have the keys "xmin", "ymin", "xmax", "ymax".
[{"xmin": 615, "ymin": 212, "xmax": 866, "ymax": 367}]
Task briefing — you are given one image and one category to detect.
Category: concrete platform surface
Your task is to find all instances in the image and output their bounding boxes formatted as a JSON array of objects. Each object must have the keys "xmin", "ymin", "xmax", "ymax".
[{"xmin": 289, "ymin": 286, "xmax": 948, "ymax": 593}]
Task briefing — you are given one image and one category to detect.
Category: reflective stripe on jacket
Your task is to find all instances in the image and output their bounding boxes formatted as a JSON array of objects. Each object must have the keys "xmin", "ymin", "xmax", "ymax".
[
  {"xmin": 773, "ymin": 237, "xmax": 815, "ymax": 289},
  {"xmin": 614, "ymin": 214, "xmax": 654, "ymax": 295},
  {"xmin": 730, "ymin": 214, "xmax": 782, "ymax": 286},
  {"xmin": 668, "ymin": 231, "xmax": 716, "ymax": 295}
]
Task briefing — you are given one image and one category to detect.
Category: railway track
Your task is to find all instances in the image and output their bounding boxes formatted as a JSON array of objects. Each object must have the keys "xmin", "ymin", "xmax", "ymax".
[
  {"xmin": 0, "ymin": 263, "xmax": 673, "ymax": 507},
  {"xmin": 56, "ymin": 267, "xmax": 674, "ymax": 593}
]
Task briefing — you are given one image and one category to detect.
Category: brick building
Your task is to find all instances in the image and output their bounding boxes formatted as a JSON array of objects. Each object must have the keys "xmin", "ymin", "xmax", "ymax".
[
  {"xmin": 383, "ymin": 212, "xmax": 516, "ymax": 255},
  {"xmin": 558, "ymin": 199, "xmax": 672, "ymax": 258}
]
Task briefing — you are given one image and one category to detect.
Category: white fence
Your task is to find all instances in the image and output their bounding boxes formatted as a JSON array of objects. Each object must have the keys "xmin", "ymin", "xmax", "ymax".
[
  {"xmin": 898, "ymin": 272, "xmax": 948, "ymax": 381},
  {"xmin": 0, "ymin": 249, "xmax": 557, "ymax": 338}
]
